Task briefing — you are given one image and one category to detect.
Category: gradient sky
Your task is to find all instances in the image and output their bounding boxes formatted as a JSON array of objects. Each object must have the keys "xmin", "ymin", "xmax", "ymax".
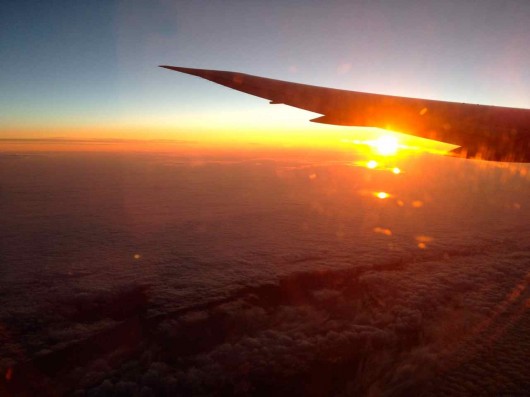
[{"xmin": 2, "ymin": 0, "xmax": 530, "ymax": 147}]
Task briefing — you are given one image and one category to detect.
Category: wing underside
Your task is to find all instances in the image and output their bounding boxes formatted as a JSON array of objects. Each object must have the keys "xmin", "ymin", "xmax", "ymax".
[{"xmin": 161, "ymin": 65, "xmax": 530, "ymax": 162}]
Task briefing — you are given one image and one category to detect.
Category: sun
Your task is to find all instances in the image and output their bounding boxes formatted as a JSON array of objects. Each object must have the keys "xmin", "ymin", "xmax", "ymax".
[
  {"xmin": 366, "ymin": 160, "xmax": 378, "ymax": 169},
  {"xmin": 371, "ymin": 136, "xmax": 399, "ymax": 156}
]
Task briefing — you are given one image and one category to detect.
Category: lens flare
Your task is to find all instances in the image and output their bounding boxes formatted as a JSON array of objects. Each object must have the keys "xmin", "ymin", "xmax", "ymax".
[
  {"xmin": 374, "ymin": 191, "xmax": 390, "ymax": 199},
  {"xmin": 373, "ymin": 227, "xmax": 392, "ymax": 236}
]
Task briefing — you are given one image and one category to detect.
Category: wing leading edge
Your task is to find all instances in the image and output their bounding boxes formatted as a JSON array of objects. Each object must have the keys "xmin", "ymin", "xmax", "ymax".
[{"xmin": 160, "ymin": 65, "xmax": 530, "ymax": 163}]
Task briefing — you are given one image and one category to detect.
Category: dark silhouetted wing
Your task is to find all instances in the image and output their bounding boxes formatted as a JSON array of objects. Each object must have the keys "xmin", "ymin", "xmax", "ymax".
[{"xmin": 161, "ymin": 66, "xmax": 530, "ymax": 162}]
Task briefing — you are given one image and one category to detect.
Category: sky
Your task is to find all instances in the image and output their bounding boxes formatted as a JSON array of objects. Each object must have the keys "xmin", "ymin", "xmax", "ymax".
[
  {"xmin": 1, "ymin": 0, "xmax": 530, "ymax": 149},
  {"xmin": 1, "ymin": 151, "xmax": 529, "ymax": 394}
]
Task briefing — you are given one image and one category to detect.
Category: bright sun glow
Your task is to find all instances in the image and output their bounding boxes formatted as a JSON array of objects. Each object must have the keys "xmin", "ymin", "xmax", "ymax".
[
  {"xmin": 374, "ymin": 191, "xmax": 390, "ymax": 199},
  {"xmin": 371, "ymin": 136, "xmax": 399, "ymax": 156},
  {"xmin": 343, "ymin": 132, "xmax": 458, "ymax": 160},
  {"xmin": 367, "ymin": 160, "xmax": 378, "ymax": 169}
]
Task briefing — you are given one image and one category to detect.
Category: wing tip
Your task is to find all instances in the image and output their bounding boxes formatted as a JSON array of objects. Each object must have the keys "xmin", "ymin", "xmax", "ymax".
[
  {"xmin": 158, "ymin": 65, "xmax": 217, "ymax": 79},
  {"xmin": 159, "ymin": 65, "xmax": 184, "ymax": 71}
]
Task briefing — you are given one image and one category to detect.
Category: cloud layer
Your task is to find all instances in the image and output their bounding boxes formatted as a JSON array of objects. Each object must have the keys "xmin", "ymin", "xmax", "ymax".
[{"xmin": 0, "ymin": 152, "xmax": 529, "ymax": 395}]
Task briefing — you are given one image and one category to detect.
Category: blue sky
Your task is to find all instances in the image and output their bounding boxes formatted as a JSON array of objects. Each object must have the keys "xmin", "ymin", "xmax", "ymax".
[{"xmin": 1, "ymin": 0, "xmax": 530, "ymax": 141}]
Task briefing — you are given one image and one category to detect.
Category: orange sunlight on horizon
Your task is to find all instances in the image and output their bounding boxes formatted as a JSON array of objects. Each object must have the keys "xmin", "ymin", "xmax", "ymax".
[{"xmin": 0, "ymin": 126, "xmax": 456, "ymax": 159}]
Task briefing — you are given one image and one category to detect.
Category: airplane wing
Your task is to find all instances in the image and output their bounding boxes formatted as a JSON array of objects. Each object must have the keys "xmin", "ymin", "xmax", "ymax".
[{"xmin": 160, "ymin": 65, "xmax": 530, "ymax": 162}]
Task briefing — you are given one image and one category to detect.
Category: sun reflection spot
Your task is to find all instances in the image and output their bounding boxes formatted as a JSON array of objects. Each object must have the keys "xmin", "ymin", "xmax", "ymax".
[
  {"xmin": 416, "ymin": 235, "xmax": 433, "ymax": 244},
  {"xmin": 392, "ymin": 167, "xmax": 401, "ymax": 174},
  {"xmin": 418, "ymin": 242, "xmax": 427, "ymax": 249},
  {"xmin": 373, "ymin": 227, "xmax": 392, "ymax": 236},
  {"xmin": 412, "ymin": 200, "xmax": 424, "ymax": 208},
  {"xmin": 367, "ymin": 160, "xmax": 378, "ymax": 169},
  {"xmin": 373, "ymin": 136, "xmax": 399, "ymax": 156},
  {"xmin": 134, "ymin": 254, "xmax": 141, "ymax": 260},
  {"xmin": 309, "ymin": 173, "xmax": 317, "ymax": 180},
  {"xmin": 397, "ymin": 200, "xmax": 405, "ymax": 207},
  {"xmin": 375, "ymin": 191, "xmax": 389, "ymax": 199}
]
